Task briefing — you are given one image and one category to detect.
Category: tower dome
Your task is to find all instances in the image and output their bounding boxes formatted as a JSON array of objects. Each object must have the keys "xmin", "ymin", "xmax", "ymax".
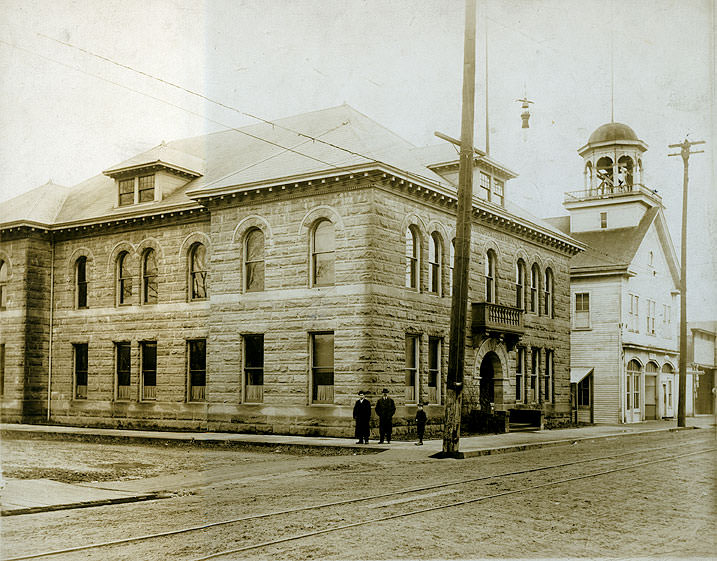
[{"xmin": 587, "ymin": 122, "xmax": 639, "ymax": 144}]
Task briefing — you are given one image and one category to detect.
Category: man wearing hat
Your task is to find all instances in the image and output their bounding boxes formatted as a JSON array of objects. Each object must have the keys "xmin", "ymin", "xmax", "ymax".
[
  {"xmin": 375, "ymin": 388, "xmax": 396, "ymax": 444},
  {"xmin": 352, "ymin": 390, "xmax": 372, "ymax": 444}
]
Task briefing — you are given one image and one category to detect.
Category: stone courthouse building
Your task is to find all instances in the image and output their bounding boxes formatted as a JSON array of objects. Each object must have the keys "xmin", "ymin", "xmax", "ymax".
[{"xmin": 0, "ymin": 105, "xmax": 582, "ymax": 436}]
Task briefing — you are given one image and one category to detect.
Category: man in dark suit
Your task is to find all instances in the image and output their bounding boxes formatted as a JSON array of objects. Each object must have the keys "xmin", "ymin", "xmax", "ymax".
[
  {"xmin": 375, "ymin": 388, "xmax": 396, "ymax": 443},
  {"xmin": 353, "ymin": 390, "xmax": 371, "ymax": 444}
]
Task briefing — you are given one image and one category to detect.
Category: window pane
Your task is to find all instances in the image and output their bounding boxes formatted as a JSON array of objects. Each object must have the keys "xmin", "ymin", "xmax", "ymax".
[
  {"xmin": 246, "ymin": 262, "xmax": 264, "ymax": 292},
  {"xmin": 479, "ymin": 172, "xmax": 490, "ymax": 200},
  {"xmin": 192, "ymin": 244, "xmax": 206, "ymax": 272},
  {"xmin": 74, "ymin": 344, "xmax": 88, "ymax": 386},
  {"xmin": 246, "ymin": 229, "xmax": 264, "ymax": 262},
  {"xmin": 314, "ymin": 253, "xmax": 335, "ymax": 286},
  {"xmin": 245, "ymin": 334, "xmax": 264, "ymax": 368},
  {"xmin": 138, "ymin": 175, "xmax": 154, "ymax": 202},
  {"xmin": 313, "ymin": 333, "xmax": 334, "ymax": 368},
  {"xmin": 405, "ymin": 336, "xmax": 417, "ymax": 368},
  {"xmin": 117, "ymin": 343, "xmax": 131, "ymax": 387},
  {"xmin": 142, "ymin": 342, "xmax": 157, "ymax": 387},
  {"xmin": 314, "ymin": 221, "xmax": 335, "ymax": 253},
  {"xmin": 119, "ymin": 179, "xmax": 134, "ymax": 206},
  {"xmin": 189, "ymin": 340, "xmax": 206, "ymax": 372}
]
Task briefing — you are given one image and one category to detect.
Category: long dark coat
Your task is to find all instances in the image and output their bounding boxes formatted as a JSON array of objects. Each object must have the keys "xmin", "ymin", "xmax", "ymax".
[
  {"xmin": 375, "ymin": 395, "xmax": 396, "ymax": 421},
  {"xmin": 353, "ymin": 398, "xmax": 372, "ymax": 439}
]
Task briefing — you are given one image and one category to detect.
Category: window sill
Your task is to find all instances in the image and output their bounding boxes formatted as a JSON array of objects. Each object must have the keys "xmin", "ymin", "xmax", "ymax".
[{"xmin": 573, "ymin": 326, "xmax": 592, "ymax": 331}]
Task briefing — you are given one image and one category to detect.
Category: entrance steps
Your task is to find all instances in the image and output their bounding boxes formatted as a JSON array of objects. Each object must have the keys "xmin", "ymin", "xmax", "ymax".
[{"xmin": 508, "ymin": 421, "xmax": 540, "ymax": 432}]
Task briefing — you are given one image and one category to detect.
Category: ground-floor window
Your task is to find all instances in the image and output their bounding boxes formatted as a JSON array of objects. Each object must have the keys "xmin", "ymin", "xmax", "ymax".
[
  {"xmin": 577, "ymin": 376, "xmax": 590, "ymax": 406},
  {"xmin": 141, "ymin": 341, "xmax": 157, "ymax": 401},
  {"xmin": 515, "ymin": 347, "xmax": 526, "ymax": 402},
  {"xmin": 405, "ymin": 334, "xmax": 419, "ymax": 403},
  {"xmin": 428, "ymin": 336, "xmax": 441, "ymax": 404},
  {"xmin": 544, "ymin": 349, "xmax": 553, "ymax": 402},
  {"xmin": 311, "ymin": 332, "xmax": 334, "ymax": 404},
  {"xmin": 627, "ymin": 359, "xmax": 641, "ymax": 410},
  {"xmin": 188, "ymin": 339, "xmax": 206, "ymax": 402},
  {"xmin": 530, "ymin": 348, "xmax": 540, "ymax": 402},
  {"xmin": 73, "ymin": 343, "xmax": 88, "ymax": 399},
  {"xmin": 115, "ymin": 342, "xmax": 131, "ymax": 400},
  {"xmin": 243, "ymin": 334, "xmax": 264, "ymax": 403}
]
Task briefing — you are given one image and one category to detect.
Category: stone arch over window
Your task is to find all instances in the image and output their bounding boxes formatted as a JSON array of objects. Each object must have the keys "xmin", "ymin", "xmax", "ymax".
[
  {"xmin": 627, "ymin": 358, "xmax": 643, "ymax": 371},
  {"xmin": 0, "ymin": 253, "xmax": 11, "ymax": 309},
  {"xmin": 428, "ymin": 231, "xmax": 443, "ymax": 295},
  {"xmin": 617, "ymin": 155, "xmax": 634, "ymax": 186},
  {"xmin": 232, "ymin": 215, "xmax": 273, "ymax": 247},
  {"xmin": 311, "ymin": 219, "xmax": 335, "ymax": 287},
  {"xmin": 297, "ymin": 205, "xmax": 345, "ymax": 239},
  {"xmin": 107, "ymin": 241, "xmax": 135, "ymax": 276},
  {"xmin": 661, "ymin": 362, "xmax": 674, "ymax": 373},
  {"xmin": 243, "ymin": 228, "xmax": 265, "ymax": 292},
  {"xmin": 645, "ymin": 361, "xmax": 659, "ymax": 374}
]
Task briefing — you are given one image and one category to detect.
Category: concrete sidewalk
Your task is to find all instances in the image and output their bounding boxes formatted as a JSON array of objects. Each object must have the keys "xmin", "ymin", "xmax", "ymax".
[{"xmin": 1, "ymin": 417, "xmax": 713, "ymax": 515}]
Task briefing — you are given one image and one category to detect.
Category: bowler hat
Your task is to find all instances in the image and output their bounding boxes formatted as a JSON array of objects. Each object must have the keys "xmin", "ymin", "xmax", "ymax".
[
  {"xmin": 382, "ymin": 388, "xmax": 389, "ymax": 394},
  {"xmin": 358, "ymin": 390, "xmax": 365, "ymax": 395}
]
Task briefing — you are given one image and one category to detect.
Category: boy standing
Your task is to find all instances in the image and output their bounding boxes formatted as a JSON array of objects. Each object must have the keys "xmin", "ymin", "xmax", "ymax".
[{"xmin": 415, "ymin": 402, "xmax": 427, "ymax": 445}]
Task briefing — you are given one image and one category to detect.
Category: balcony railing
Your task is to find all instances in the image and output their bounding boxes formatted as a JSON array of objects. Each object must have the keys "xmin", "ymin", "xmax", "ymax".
[
  {"xmin": 472, "ymin": 302, "xmax": 525, "ymax": 336},
  {"xmin": 564, "ymin": 183, "xmax": 662, "ymax": 204},
  {"xmin": 117, "ymin": 385, "xmax": 131, "ymax": 400}
]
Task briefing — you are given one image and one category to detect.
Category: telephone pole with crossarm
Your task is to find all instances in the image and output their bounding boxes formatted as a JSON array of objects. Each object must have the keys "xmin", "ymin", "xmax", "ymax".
[{"xmin": 668, "ymin": 138, "xmax": 705, "ymax": 428}]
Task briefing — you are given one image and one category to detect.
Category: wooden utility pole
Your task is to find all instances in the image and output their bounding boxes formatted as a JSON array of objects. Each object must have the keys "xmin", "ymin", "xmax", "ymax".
[
  {"xmin": 441, "ymin": 0, "xmax": 477, "ymax": 457},
  {"xmin": 668, "ymin": 138, "xmax": 705, "ymax": 427}
]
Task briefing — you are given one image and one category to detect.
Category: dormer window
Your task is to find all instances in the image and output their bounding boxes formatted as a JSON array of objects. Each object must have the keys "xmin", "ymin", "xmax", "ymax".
[{"xmin": 118, "ymin": 174, "xmax": 156, "ymax": 207}]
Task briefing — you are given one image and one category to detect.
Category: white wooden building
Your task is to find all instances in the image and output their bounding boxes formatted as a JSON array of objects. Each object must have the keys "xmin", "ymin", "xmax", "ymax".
[{"xmin": 548, "ymin": 122, "xmax": 680, "ymax": 424}]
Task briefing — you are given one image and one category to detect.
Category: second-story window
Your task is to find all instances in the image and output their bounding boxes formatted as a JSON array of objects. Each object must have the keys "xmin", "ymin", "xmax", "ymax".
[
  {"xmin": 189, "ymin": 243, "xmax": 207, "ymax": 300},
  {"xmin": 312, "ymin": 220, "xmax": 335, "ymax": 287},
  {"xmin": 515, "ymin": 260, "xmax": 526, "ymax": 310},
  {"xmin": 244, "ymin": 228, "xmax": 265, "ymax": 292},
  {"xmin": 449, "ymin": 239, "xmax": 455, "ymax": 296},
  {"xmin": 0, "ymin": 260, "xmax": 7, "ymax": 309},
  {"xmin": 76, "ymin": 256, "xmax": 88, "ymax": 309},
  {"xmin": 646, "ymin": 299, "xmax": 656, "ymax": 335},
  {"xmin": 405, "ymin": 227, "xmax": 419, "ymax": 290},
  {"xmin": 575, "ymin": 292, "xmax": 590, "ymax": 329},
  {"xmin": 628, "ymin": 294, "xmax": 639, "ymax": 332},
  {"xmin": 118, "ymin": 175, "xmax": 155, "ymax": 206},
  {"xmin": 428, "ymin": 233, "xmax": 441, "ymax": 294},
  {"xmin": 543, "ymin": 268, "xmax": 553, "ymax": 318},
  {"xmin": 485, "ymin": 250, "xmax": 497, "ymax": 303},
  {"xmin": 117, "ymin": 251, "xmax": 132, "ymax": 305},
  {"xmin": 142, "ymin": 249, "xmax": 158, "ymax": 304},
  {"xmin": 530, "ymin": 264, "xmax": 540, "ymax": 313}
]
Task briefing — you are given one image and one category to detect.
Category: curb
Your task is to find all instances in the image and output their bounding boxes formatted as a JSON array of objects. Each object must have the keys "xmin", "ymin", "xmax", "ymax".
[{"xmin": 1, "ymin": 492, "xmax": 167, "ymax": 517}]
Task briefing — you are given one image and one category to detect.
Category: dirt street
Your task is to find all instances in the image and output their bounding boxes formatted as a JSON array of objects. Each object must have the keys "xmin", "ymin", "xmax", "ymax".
[{"xmin": 1, "ymin": 429, "xmax": 715, "ymax": 560}]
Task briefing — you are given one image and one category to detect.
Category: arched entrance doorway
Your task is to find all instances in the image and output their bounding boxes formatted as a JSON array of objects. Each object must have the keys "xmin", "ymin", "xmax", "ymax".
[{"xmin": 479, "ymin": 352, "xmax": 501, "ymax": 412}]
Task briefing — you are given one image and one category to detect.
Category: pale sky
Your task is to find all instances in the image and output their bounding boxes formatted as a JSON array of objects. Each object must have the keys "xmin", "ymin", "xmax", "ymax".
[{"xmin": 0, "ymin": 0, "xmax": 714, "ymax": 319}]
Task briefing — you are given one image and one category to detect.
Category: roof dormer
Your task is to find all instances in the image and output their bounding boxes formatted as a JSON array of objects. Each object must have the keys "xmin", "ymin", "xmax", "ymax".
[{"xmin": 103, "ymin": 143, "xmax": 204, "ymax": 208}]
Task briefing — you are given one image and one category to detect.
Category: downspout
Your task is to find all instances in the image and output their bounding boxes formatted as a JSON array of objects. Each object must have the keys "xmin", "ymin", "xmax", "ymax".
[
  {"xmin": 46, "ymin": 238, "xmax": 54, "ymax": 421},
  {"xmin": 618, "ymin": 276, "xmax": 624, "ymax": 423}
]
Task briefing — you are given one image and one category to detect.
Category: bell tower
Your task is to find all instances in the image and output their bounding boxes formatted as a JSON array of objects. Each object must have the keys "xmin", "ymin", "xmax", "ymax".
[{"xmin": 564, "ymin": 123, "xmax": 662, "ymax": 233}]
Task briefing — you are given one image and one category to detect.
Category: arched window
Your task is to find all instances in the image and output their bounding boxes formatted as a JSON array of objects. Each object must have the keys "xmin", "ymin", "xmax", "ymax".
[
  {"xmin": 142, "ymin": 249, "xmax": 158, "ymax": 304},
  {"xmin": 244, "ymin": 228, "xmax": 265, "ymax": 292},
  {"xmin": 449, "ymin": 238, "xmax": 455, "ymax": 296},
  {"xmin": 596, "ymin": 156, "xmax": 613, "ymax": 190},
  {"xmin": 117, "ymin": 251, "xmax": 132, "ymax": 305},
  {"xmin": 76, "ymin": 256, "xmax": 88, "ymax": 309},
  {"xmin": 627, "ymin": 359, "xmax": 642, "ymax": 410},
  {"xmin": 543, "ymin": 268, "xmax": 553, "ymax": 318},
  {"xmin": 617, "ymin": 155, "xmax": 634, "ymax": 187},
  {"xmin": 515, "ymin": 259, "xmax": 526, "ymax": 309},
  {"xmin": 312, "ymin": 220, "xmax": 335, "ymax": 286},
  {"xmin": 0, "ymin": 260, "xmax": 7, "ymax": 309},
  {"xmin": 530, "ymin": 263, "xmax": 540, "ymax": 313},
  {"xmin": 485, "ymin": 250, "xmax": 497, "ymax": 303},
  {"xmin": 405, "ymin": 226, "xmax": 419, "ymax": 290},
  {"xmin": 189, "ymin": 243, "xmax": 207, "ymax": 300},
  {"xmin": 428, "ymin": 232, "xmax": 441, "ymax": 294}
]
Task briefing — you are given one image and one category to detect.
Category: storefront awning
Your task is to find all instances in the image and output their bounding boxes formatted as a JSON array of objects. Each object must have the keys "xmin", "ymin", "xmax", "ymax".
[{"xmin": 570, "ymin": 367, "xmax": 593, "ymax": 383}]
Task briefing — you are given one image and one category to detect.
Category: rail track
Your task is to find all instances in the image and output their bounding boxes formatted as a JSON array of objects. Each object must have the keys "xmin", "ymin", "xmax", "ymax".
[{"xmin": 4, "ymin": 436, "xmax": 715, "ymax": 561}]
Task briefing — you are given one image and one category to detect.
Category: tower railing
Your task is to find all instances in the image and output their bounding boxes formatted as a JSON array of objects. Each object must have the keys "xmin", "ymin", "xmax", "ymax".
[{"xmin": 564, "ymin": 183, "xmax": 662, "ymax": 204}]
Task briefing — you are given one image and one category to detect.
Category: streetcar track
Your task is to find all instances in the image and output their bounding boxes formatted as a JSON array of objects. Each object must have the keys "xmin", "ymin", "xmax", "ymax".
[{"xmin": 3, "ymin": 438, "xmax": 713, "ymax": 561}]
